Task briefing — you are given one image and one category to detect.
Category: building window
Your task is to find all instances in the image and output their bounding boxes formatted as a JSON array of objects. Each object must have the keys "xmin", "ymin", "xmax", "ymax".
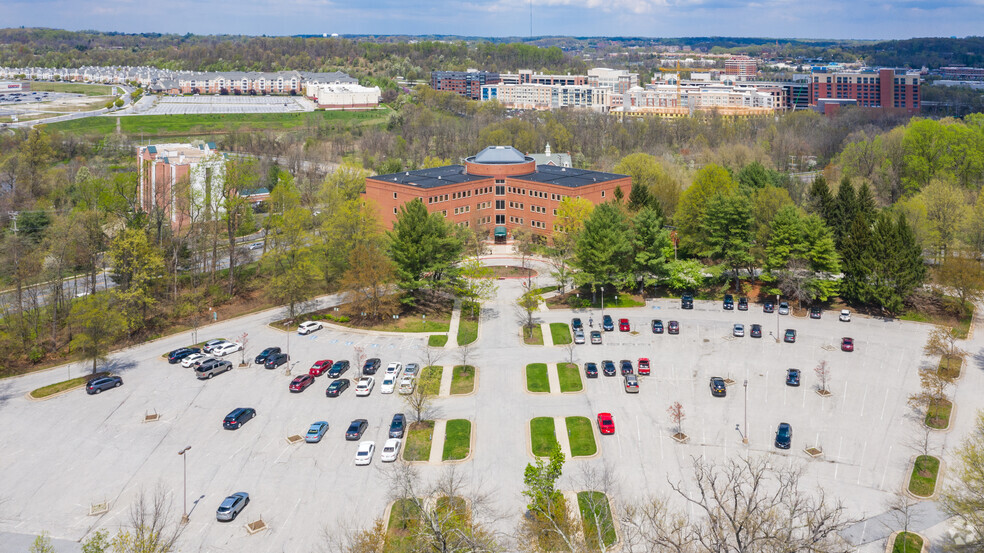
[
  {"xmin": 601, "ymin": 191, "xmax": 606, "ymax": 198},
  {"xmin": 495, "ymin": 200, "xmax": 505, "ymax": 210},
  {"xmin": 495, "ymin": 214, "xmax": 505, "ymax": 224},
  {"xmin": 393, "ymin": 208, "xmax": 398, "ymax": 214},
  {"xmin": 495, "ymin": 185, "xmax": 505, "ymax": 196},
  {"xmin": 393, "ymin": 192, "xmax": 398, "ymax": 199}
]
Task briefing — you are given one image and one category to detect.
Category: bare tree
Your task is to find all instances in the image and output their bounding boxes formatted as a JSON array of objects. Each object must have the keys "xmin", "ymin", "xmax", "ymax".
[
  {"xmin": 908, "ymin": 364, "xmax": 954, "ymax": 430},
  {"xmin": 885, "ymin": 491, "xmax": 922, "ymax": 553},
  {"xmin": 574, "ymin": 466, "xmax": 619, "ymax": 553},
  {"xmin": 667, "ymin": 402, "xmax": 686, "ymax": 440},
  {"xmin": 403, "ymin": 380, "xmax": 434, "ymax": 424},
  {"xmin": 924, "ymin": 325, "xmax": 967, "ymax": 376},
  {"xmin": 563, "ymin": 340, "xmax": 577, "ymax": 366},
  {"xmin": 353, "ymin": 345, "xmax": 366, "ymax": 379},
  {"xmin": 110, "ymin": 485, "xmax": 184, "ymax": 553},
  {"xmin": 238, "ymin": 331, "xmax": 250, "ymax": 366},
  {"xmin": 458, "ymin": 344, "xmax": 473, "ymax": 369},
  {"xmin": 815, "ymin": 360, "xmax": 832, "ymax": 396}
]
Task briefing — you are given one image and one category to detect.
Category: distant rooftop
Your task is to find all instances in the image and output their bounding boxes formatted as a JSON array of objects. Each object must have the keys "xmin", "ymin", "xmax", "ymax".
[
  {"xmin": 372, "ymin": 160, "xmax": 626, "ymax": 190},
  {"xmin": 469, "ymin": 146, "xmax": 531, "ymax": 165}
]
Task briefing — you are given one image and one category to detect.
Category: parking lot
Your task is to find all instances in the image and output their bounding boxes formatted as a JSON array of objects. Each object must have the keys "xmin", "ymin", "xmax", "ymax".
[
  {"xmin": 0, "ymin": 263, "xmax": 963, "ymax": 552},
  {"xmin": 130, "ymin": 95, "xmax": 314, "ymax": 116}
]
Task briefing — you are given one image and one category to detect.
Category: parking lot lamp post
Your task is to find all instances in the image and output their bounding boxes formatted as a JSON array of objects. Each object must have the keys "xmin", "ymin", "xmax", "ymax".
[
  {"xmin": 775, "ymin": 294, "xmax": 780, "ymax": 343},
  {"xmin": 742, "ymin": 380, "xmax": 748, "ymax": 445},
  {"xmin": 178, "ymin": 446, "xmax": 191, "ymax": 524}
]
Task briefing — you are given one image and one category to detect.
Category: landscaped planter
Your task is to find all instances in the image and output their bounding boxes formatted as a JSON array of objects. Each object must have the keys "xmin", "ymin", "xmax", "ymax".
[{"xmin": 907, "ymin": 455, "xmax": 942, "ymax": 499}]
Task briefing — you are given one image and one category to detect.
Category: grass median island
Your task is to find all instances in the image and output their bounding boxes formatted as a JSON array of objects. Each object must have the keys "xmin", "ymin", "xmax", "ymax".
[
  {"xmin": 530, "ymin": 417, "xmax": 559, "ymax": 457},
  {"xmin": 578, "ymin": 491, "xmax": 617, "ymax": 549},
  {"xmin": 939, "ymin": 355, "xmax": 963, "ymax": 380},
  {"xmin": 450, "ymin": 365, "xmax": 475, "ymax": 395},
  {"xmin": 387, "ymin": 497, "xmax": 423, "ymax": 551},
  {"xmin": 442, "ymin": 419, "xmax": 472, "ymax": 461},
  {"xmin": 404, "ymin": 420, "xmax": 435, "ymax": 462},
  {"xmin": 908, "ymin": 455, "xmax": 941, "ymax": 497},
  {"xmin": 523, "ymin": 324, "xmax": 544, "ymax": 345},
  {"xmin": 565, "ymin": 416, "xmax": 597, "ymax": 457},
  {"xmin": 30, "ymin": 371, "xmax": 109, "ymax": 398},
  {"xmin": 925, "ymin": 399, "xmax": 953, "ymax": 429},
  {"xmin": 428, "ymin": 335, "xmax": 449, "ymax": 347},
  {"xmin": 159, "ymin": 338, "xmax": 227, "ymax": 359},
  {"xmin": 419, "ymin": 366, "xmax": 443, "ymax": 395},
  {"xmin": 457, "ymin": 310, "xmax": 479, "ymax": 346},
  {"xmin": 892, "ymin": 531, "xmax": 923, "ymax": 553},
  {"xmin": 557, "ymin": 363, "xmax": 582, "ymax": 392},
  {"xmin": 550, "ymin": 323, "xmax": 572, "ymax": 345},
  {"xmin": 526, "ymin": 363, "xmax": 550, "ymax": 393}
]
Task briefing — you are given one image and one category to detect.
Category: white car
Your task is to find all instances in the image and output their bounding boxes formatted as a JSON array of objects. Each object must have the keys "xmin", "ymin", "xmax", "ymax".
[
  {"xmin": 181, "ymin": 352, "xmax": 207, "ymax": 368},
  {"xmin": 201, "ymin": 339, "xmax": 227, "ymax": 353},
  {"xmin": 839, "ymin": 309, "xmax": 851, "ymax": 322},
  {"xmin": 212, "ymin": 342, "xmax": 242, "ymax": 356},
  {"xmin": 573, "ymin": 329, "xmax": 585, "ymax": 344},
  {"xmin": 355, "ymin": 376, "xmax": 375, "ymax": 396},
  {"xmin": 354, "ymin": 441, "xmax": 375, "ymax": 466},
  {"xmin": 733, "ymin": 324, "xmax": 744, "ymax": 337},
  {"xmin": 404, "ymin": 363, "xmax": 419, "ymax": 376},
  {"xmin": 297, "ymin": 321, "xmax": 323, "ymax": 335},
  {"xmin": 381, "ymin": 376, "xmax": 397, "ymax": 394},
  {"xmin": 385, "ymin": 362, "xmax": 403, "ymax": 378},
  {"xmin": 380, "ymin": 438, "xmax": 402, "ymax": 462},
  {"xmin": 398, "ymin": 376, "xmax": 416, "ymax": 395}
]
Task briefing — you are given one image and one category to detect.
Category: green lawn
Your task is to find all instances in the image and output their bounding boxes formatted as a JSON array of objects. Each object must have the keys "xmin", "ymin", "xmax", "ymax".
[
  {"xmin": 419, "ymin": 366, "xmax": 443, "ymax": 396},
  {"xmin": 404, "ymin": 421, "xmax": 435, "ymax": 461},
  {"xmin": 450, "ymin": 365, "xmax": 475, "ymax": 395},
  {"xmin": 939, "ymin": 355, "xmax": 963, "ymax": 380},
  {"xmin": 892, "ymin": 531, "xmax": 923, "ymax": 553},
  {"xmin": 30, "ymin": 371, "xmax": 109, "ymax": 398},
  {"xmin": 557, "ymin": 363, "xmax": 583, "ymax": 393},
  {"xmin": 428, "ymin": 334, "xmax": 449, "ymax": 347},
  {"xmin": 908, "ymin": 455, "xmax": 940, "ymax": 497},
  {"xmin": 586, "ymin": 293, "xmax": 646, "ymax": 308},
  {"xmin": 44, "ymin": 108, "xmax": 391, "ymax": 137},
  {"xmin": 550, "ymin": 322, "xmax": 572, "ymax": 345},
  {"xmin": 457, "ymin": 317, "xmax": 478, "ymax": 346},
  {"xmin": 526, "ymin": 363, "xmax": 550, "ymax": 393},
  {"xmin": 442, "ymin": 419, "xmax": 472, "ymax": 461},
  {"xmin": 530, "ymin": 417, "xmax": 559, "ymax": 457},
  {"xmin": 578, "ymin": 491, "xmax": 617, "ymax": 549},
  {"xmin": 925, "ymin": 399, "xmax": 952, "ymax": 429},
  {"xmin": 523, "ymin": 324, "xmax": 544, "ymax": 345},
  {"xmin": 565, "ymin": 416, "xmax": 597, "ymax": 457},
  {"xmin": 30, "ymin": 81, "xmax": 113, "ymax": 96},
  {"xmin": 387, "ymin": 497, "xmax": 421, "ymax": 531}
]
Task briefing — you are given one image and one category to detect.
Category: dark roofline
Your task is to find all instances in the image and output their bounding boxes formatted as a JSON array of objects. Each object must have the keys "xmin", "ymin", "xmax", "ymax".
[{"xmin": 370, "ymin": 164, "xmax": 628, "ymax": 189}]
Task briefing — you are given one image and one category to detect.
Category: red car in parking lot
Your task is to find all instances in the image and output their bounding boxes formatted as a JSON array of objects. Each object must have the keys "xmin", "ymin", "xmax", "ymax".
[
  {"xmin": 289, "ymin": 374, "xmax": 315, "ymax": 392},
  {"xmin": 309, "ymin": 359, "xmax": 333, "ymax": 376},
  {"xmin": 841, "ymin": 337, "xmax": 854, "ymax": 352},
  {"xmin": 618, "ymin": 318, "xmax": 630, "ymax": 332},
  {"xmin": 597, "ymin": 413, "xmax": 615, "ymax": 435},
  {"xmin": 638, "ymin": 358, "xmax": 650, "ymax": 376}
]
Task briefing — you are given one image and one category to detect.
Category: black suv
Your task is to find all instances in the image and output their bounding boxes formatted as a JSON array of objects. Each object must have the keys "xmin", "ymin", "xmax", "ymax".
[
  {"xmin": 763, "ymin": 302, "xmax": 775, "ymax": 313},
  {"xmin": 775, "ymin": 423, "xmax": 792, "ymax": 449},
  {"xmin": 168, "ymin": 347, "xmax": 199, "ymax": 364},
  {"xmin": 389, "ymin": 413, "xmax": 406, "ymax": 438},
  {"xmin": 737, "ymin": 297, "xmax": 748, "ymax": 311},
  {"xmin": 723, "ymin": 294, "xmax": 734, "ymax": 310},
  {"xmin": 810, "ymin": 306, "xmax": 822, "ymax": 319},
  {"xmin": 254, "ymin": 347, "xmax": 281, "ymax": 364},
  {"xmin": 651, "ymin": 319, "xmax": 664, "ymax": 334},
  {"xmin": 362, "ymin": 358, "xmax": 381, "ymax": 375},
  {"xmin": 571, "ymin": 318, "xmax": 583, "ymax": 331},
  {"xmin": 620, "ymin": 360, "xmax": 633, "ymax": 375},
  {"xmin": 602, "ymin": 360, "xmax": 617, "ymax": 377},
  {"xmin": 681, "ymin": 294, "xmax": 694, "ymax": 309},
  {"xmin": 264, "ymin": 352, "xmax": 289, "ymax": 370},
  {"xmin": 584, "ymin": 363, "xmax": 598, "ymax": 378},
  {"xmin": 327, "ymin": 360, "xmax": 350, "ymax": 378},
  {"xmin": 223, "ymin": 407, "xmax": 256, "ymax": 430},
  {"xmin": 602, "ymin": 315, "xmax": 614, "ymax": 331},
  {"xmin": 709, "ymin": 377, "xmax": 727, "ymax": 397}
]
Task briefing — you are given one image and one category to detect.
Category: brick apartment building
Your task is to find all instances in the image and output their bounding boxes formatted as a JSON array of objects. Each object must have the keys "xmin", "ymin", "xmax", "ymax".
[
  {"xmin": 809, "ymin": 68, "xmax": 920, "ymax": 114},
  {"xmin": 430, "ymin": 71, "xmax": 501, "ymax": 100},
  {"xmin": 364, "ymin": 146, "xmax": 630, "ymax": 241},
  {"xmin": 725, "ymin": 56, "xmax": 758, "ymax": 77}
]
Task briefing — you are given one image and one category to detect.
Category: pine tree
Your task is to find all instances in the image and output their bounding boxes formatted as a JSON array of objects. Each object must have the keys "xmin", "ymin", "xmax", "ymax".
[
  {"xmin": 832, "ymin": 178, "xmax": 857, "ymax": 248},
  {"xmin": 840, "ymin": 214, "xmax": 873, "ymax": 304},
  {"xmin": 855, "ymin": 181, "xmax": 877, "ymax": 222},
  {"xmin": 807, "ymin": 176, "xmax": 834, "ymax": 221},
  {"xmin": 703, "ymin": 193, "xmax": 754, "ymax": 290},
  {"xmin": 388, "ymin": 199, "xmax": 463, "ymax": 305},
  {"xmin": 574, "ymin": 202, "xmax": 634, "ymax": 291},
  {"xmin": 765, "ymin": 205, "xmax": 807, "ymax": 272},
  {"xmin": 628, "ymin": 182, "xmax": 653, "ymax": 212},
  {"xmin": 631, "ymin": 207, "xmax": 671, "ymax": 292}
]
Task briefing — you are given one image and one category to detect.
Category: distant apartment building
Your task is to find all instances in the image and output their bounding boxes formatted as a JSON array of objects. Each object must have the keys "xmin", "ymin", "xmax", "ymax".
[
  {"xmin": 725, "ymin": 56, "xmax": 758, "ymax": 77},
  {"xmin": 499, "ymin": 70, "xmax": 588, "ymax": 86},
  {"xmin": 614, "ymin": 77, "xmax": 782, "ymax": 118},
  {"xmin": 138, "ymin": 143, "xmax": 228, "ymax": 228},
  {"xmin": 588, "ymin": 68, "xmax": 639, "ymax": 102},
  {"xmin": 304, "ymin": 82, "xmax": 380, "ymax": 110},
  {"xmin": 809, "ymin": 68, "xmax": 920, "ymax": 114},
  {"xmin": 940, "ymin": 67, "xmax": 984, "ymax": 81},
  {"xmin": 430, "ymin": 70, "xmax": 500, "ymax": 100},
  {"xmin": 481, "ymin": 83, "xmax": 611, "ymax": 111},
  {"xmin": 364, "ymin": 146, "xmax": 630, "ymax": 241}
]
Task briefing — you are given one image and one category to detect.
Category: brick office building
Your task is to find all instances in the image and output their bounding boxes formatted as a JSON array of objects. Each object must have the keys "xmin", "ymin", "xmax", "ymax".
[
  {"xmin": 430, "ymin": 71, "xmax": 501, "ymax": 100},
  {"xmin": 364, "ymin": 146, "xmax": 631, "ymax": 241},
  {"xmin": 809, "ymin": 68, "xmax": 920, "ymax": 114}
]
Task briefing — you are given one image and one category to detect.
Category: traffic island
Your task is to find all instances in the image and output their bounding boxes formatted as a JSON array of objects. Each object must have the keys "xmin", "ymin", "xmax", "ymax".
[
  {"xmin": 565, "ymin": 416, "xmax": 597, "ymax": 457},
  {"xmin": 404, "ymin": 420, "xmax": 435, "ymax": 462},
  {"xmin": 530, "ymin": 417, "xmax": 559, "ymax": 457},
  {"xmin": 907, "ymin": 455, "xmax": 941, "ymax": 498},
  {"xmin": 428, "ymin": 335, "xmax": 448, "ymax": 347},
  {"xmin": 419, "ymin": 366, "xmax": 443, "ymax": 395},
  {"xmin": 549, "ymin": 323, "xmax": 572, "ymax": 345},
  {"xmin": 925, "ymin": 399, "xmax": 953, "ymax": 430},
  {"xmin": 522, "ymin": 324, "xmax": 544, "ymax": 345},
  {"xmin": 450, "ymin": 365, "xmax": 476, "ymax": 395},
  {"xmin": 526, "ymin": 363, "xmax": 550, "ymax": 393},
  {"xmin": 887, "ymin": 531, "xmax": 925, "ymax": 553},
  {"xmin": 577, "ymin": 491, "xmax": 618, "ymax": 550},
  {"xmin": 442, "ymin": 419, "xmax": 472, "ymax": 461},
  {"xmin": 29, "ymin": 371, "xmax": 110, "ymax": 400},
  {"xmin": 557, "ymin": 363, "xmax": 583, "ymax": 393}
]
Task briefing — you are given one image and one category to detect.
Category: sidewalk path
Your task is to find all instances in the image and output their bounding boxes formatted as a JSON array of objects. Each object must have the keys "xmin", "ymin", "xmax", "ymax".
[
  {"xmin": 446, "ymin": 299, "xmax": 462, "ymax": 348},
  {"xmin": 438, "ymin": 366, "xmax": 454, "ymax": 396},
  {"xmin": 429, "ymin": 419, "xmax": 448, "ymax": 463}
]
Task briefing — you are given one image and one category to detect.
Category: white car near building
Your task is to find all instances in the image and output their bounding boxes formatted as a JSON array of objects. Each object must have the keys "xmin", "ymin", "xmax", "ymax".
[
  {"xmin": 385, "ymin": 362, "xmax": 402, "ymax": 378},
  {"xmin": 380, "ymin": 438, "xmax": 402, "ymax": 462},
  {"xmin": 297, "ymin": 321, "xmax": 323, "ymax": 335},
  {"xmin": 354, "ymin": 441, "xmax": 375, "ymax": 466},
  {"xmin": 355, "ymin": 376, "xmax": 375, "ymax": 397},
  {"xmin": 839, "ymin": 310, "xmax": 851, "ymax": 322},
  {"xmin": 380, "ymin": 376, "xmax": 397, "ymax": 394},
  {"xmin": 212, "ymin": 342, "xmax": 243, "ymax": 356}
]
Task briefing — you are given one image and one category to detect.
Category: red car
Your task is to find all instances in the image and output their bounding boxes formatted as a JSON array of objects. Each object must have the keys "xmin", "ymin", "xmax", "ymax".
[
  {"xmin": 638, "ymin": 358, "xmax": 650, "ymax": 376},
  {"xmin": 597, "ymin": 412, "xmax": 615, "ymax": 435},
  {"xmin": 309, "ymin": 359, "xmax": 333, "ymax": 377},
  {"xmin": 618, "ymin": 318, "xmax": 630, "ymax": 332},
  {"xmin": 841, "ymin": 337, "xmax": 854, "ymax": 352},
  {"xmin": 668, "ymin": 321, "xmax": 680, "ymax": 334},
  {"xmin": 289, "ymin": 374, "xmax": 315, "ymax": 392}
]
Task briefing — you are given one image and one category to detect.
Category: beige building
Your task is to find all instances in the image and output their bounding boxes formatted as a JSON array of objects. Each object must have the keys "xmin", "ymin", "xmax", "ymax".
[{"xmin": 304, "ymin": 82, "xmax": 381, "ymax": 110}]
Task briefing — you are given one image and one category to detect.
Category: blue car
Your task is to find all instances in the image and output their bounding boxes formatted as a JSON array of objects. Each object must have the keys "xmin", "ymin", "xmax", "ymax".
[
  {"xmin": 602, "ymin": 315, "xmax": 614, "ymax": 331},
  {"xmin": 786, "ymin": 369, "xmax": 801, "ymax": 387},
  {"xmin": 305, "ymin": 421, "xmax": 329, "ymax": 443}
]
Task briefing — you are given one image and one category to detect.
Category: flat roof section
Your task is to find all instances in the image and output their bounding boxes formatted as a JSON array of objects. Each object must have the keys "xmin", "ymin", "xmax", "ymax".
[
  {"xmin": 517, "ymin": 165, "xmax": 627, "ymax": 188},
  {"xmin": 371, "ymin": 165, "xmax": 488, "ymax": 189}
]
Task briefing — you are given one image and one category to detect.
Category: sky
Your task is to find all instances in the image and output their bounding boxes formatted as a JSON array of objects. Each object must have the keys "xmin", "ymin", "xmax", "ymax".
[{"xmin": 1, "ymin": 0, "xmax": 981, "ymax": 40}]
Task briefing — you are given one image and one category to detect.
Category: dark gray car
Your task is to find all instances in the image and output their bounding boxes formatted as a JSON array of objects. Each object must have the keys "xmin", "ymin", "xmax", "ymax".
[
  {"xmin": 196, "ymin": 359, "xmax": 233, "ymax": 380},
  {"xmin": 389, "ymin": 413, "xmax": 406, "ymax": 438},
  {"xmin": 216, "ymin": 492, "xmax": 249, "ymax": 521},
  {"xmin": 86, "ymin": 376, "xmax": 122, "ymax": 394}
]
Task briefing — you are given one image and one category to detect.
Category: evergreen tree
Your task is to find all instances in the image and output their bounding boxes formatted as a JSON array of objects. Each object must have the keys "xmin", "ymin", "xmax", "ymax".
[
  {"xmin": 387, "ymin": 199, "xmax": 463, "ymax": 305},
  {"xmin": 807, "ymin": 175, "xmax": 834, "ymax": 221},
  {"xmin": 831, "ymin": 177, "xmax": 857, "ymax": 247},
  {"xmin": 613, "ymin": 185, "xmax": 624, "ymax": 203},
  {"xmin": 866, "ymin": 212, "xmax": 926, "ymax": 313},
  {"xmin": 802, "ymin": 215, "xmax": 841, "ymax": 301},
  {"xmin": 628, "ymin": 182, "xmax": 653, "ymax": 212},
  {"xmin": 703, "ymin": 193, "xmax": 754, "ymax": 290},
  {"xmin": 855, "ymin": 181, "xmax": 877, "ymax": 222},
  {"xmin": 573, "ymin": 202, "xmax": 634, "ymax": 292},
  {"xmin": 631, "ymin": 207, "xmax": 671, "ymax": 292},
  {"xmin": 736, "ymin": 161, "xmax": 770, "ymax": 192},
  {"xmin": 840, "ymin": 214, "xmax": 874, "ymax": 304},
  {"xmin": 765, "ymin": 205, "xmax": 807, "ymax": 272}
]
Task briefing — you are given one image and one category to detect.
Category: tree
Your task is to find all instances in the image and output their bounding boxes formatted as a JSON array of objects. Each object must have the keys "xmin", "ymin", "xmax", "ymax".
[
  {"xmin": 840, "ymin": 215, "xmax": 875, "ymax": 305},
  {"xmin": 237, "ymin": 332, "xmax": 250, "ymax": 366},
  {"xmin": 815, "ymin": 360, "xmax": 831, "ymax": 396},
  {"xmin": 29, "ymin": 532, "xmax": 55, "ymax": 553},
  {"xmin": 614, "ymin": 152, "xmax": 679, "ymax": 215},
  {"xmin": 923, "ymin": 325, "xmax": 967, "ymax": 375},
  {"xmin": 665, "ymin": 259, "xmax": 705, "ymax": 292},
  {"xmin": 388, "ymin": 199, "xmax": 463, "ymax": 305},
  {"xmin": 807, "ymin": 175, "xmax": 834, "ymax": 221},
  {"xmin": 830, "ymin": 178, "xmax": 857, "ymax": 248},
  {"xmin": 885, "ymin": 493, "xmax": 922, "ymax": 553},
  {"xmin": 938, "ymin": 253, "xmax": 984, "ymax": 309},
  {"xmin": 403, "ymin": 377, "xmax": 433, "ymax": 424},
  {"xmin": 675, "ymin": 164, "xmax": 736, "ymax": 253},
  {"xmin": 520, "ymin": 445, "xmax": 578, "ymax": 553},
  {"xmin": 457, "ymin": 258, "xmax": 497, "ymax": 318},
  {"xmin": 69, "ymin": 293, "xmax": 125, "ymax": 374},
  {"xmin": 941, "ymin": 410, "xmax": 984, "ymax": 548},
  {"xmin": 574, "ymin": 202, "xmax": 633, "ymax": 293},
  {"xmin": 631, "ymin": 207, "xmax": 671, "ymax": 292},
  {"xmin": 109, "ymin": 486, "xmax": 184, "ymax": 553},
  {"xmin": 702, "ymin": 193, "xmax": 753, "ymax": 290},
  {"xmin": 339, "ymin": 240, "xmax": 399, "ymax": 321},
  {"xmin": 962, "ymin": 190, "xmax": 984, "ymax": 258},
  {"xmin": 109, "ymin": 228, "xmax": 165, "ymax": 333},
  {"xmin": 667, "ymin": 402, "xmax": 686, "ymax": 439},
  {"xmin": 869, "ymin": 212, "xmax": 927, "ymax": 314},
  {"xmin": 765, "ymin": 205, "xmax": 808, "ymax": 272},
  {"xmin": 517, "ymin": 281, "xmax": 544, "ymax": 339},
  {"xmin": 265, "ymin": 205, "xmax": 321, "ymax": 318},
  {"xmin": 222, "ymin": 157, "xmax": 260, "ymax": 294},
  {"xmin": 80, "ymin": 530, "xmax": 110, "ymax": 553},
  {"xmin": 921, "ymin": 178, "xmax": 968, "ymax": 261},
  {"xmin": 551, "ymin": 196, "xmax": 594, "ymax": 293}
]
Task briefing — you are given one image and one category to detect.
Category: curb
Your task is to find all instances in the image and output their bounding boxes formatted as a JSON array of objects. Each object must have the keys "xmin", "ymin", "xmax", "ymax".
[
  {"xmin": 903, "ymin": 455, "xmax": 944, "ymax": 500},
  {"xmin": 884, "ymin": 531, "xmax": 928, "ymax": 553},
  {"xmin": 25, "ymin": 383, "xmax": 85, "ymax": 402},
  {"xmin": 442, "ymin": 420, "xmax": 475, "ymax": 465}
]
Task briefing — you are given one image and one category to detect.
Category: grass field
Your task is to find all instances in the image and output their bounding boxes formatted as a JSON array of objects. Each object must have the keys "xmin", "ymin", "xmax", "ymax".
[
  {"xmin": 530, "ymin": 417, "xmax": 558, "ymax": 457},
  {"xmin": 523, "ymin": 324, "xmax": 544, "ymax": 345},
  {"xmin": 557, "ymin": 363, "xmax": 583, "ymax": 393},
  {"xmin": 565, "ymin": 416, "xmax": 597, "ymax": 457},
  {"xmin": 442, "ymin": 419, "xmax": 471, "ymax": 461},
  {"xmin": 550, "ymin": 322, "xmax": 572, "ymax": 345},
  {"xmin": 892, "ymin": 531, "xmax": 923, "ymax": 553},
  {"xmin": 450, "ymin": 365, "xmax": 475, "ymax": 395},
  {"xmin": 30, "ymin": 82, "xmax": 114, "ymax": 96},
  {"xmin": 457, "ymin": 316, "xmax": 479, "ymax": 346},
  {"xmin": 578, "ymin": 491, "xmax": 617, "ymax": 549},
  {"xmin": 526, "ymin": 363, "xmax": 549, "ymax": 393},
  {"xmin": 29, "ymin": 371, "xmax": 109, "ymax": 398},
  {"xmin": 419, "ymin": 366, "xmax": 443, "ymax": 396},
  {"xmin": 908, "ymin": 455, "xmax": 940, "ymax": 497},
  {"xmin": 43, "ymin": 108, "xmax": 390, "ymax": 137},
  {"xmin": 428, "ymin": 335, "xmax": 449, "ymax": 347},
  {"xmin": 404, "ymin": 420, "xmax": 435, "ymax": 461}
]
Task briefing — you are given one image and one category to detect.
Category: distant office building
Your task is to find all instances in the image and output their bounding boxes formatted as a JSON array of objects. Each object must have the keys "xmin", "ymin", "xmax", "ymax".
[
  {"xmin": 725, "ymin": 56, "xmax": 758, "ymax": 77},
  {"xmin": 941, "ymin": 67, "xmax": 984, "ymax": 81},
  {"xmin": 481, "ymin": 83, "xmax": 611, "ymax": 111},
  {"xmin": 614, "ymin": 79, "xmax": 781, "ymax": 118},
  {"xmin": 499, "ymin": 70, "xmax": 588, "ymax": 86},
  {"xmin": 588, "ymin": 68, "xmax": 639, "ymax": 96},
  {"xmin": 138, "ymin": 143, "xmax": 226, "ymax": 228},
  {"xmin": 304, "ymin": 82, "xmax": 380, "ymax": 110},
  {"xmin": 809, "ymin": 68, "xmax": 920, "ymax": 114},
  {"xmin": 364, "ymin": 146, "xmax": 630, "ymax": 241},
  {"xmin": 430, "ymin": 70, "xmax": 500, "ymax": 100}
]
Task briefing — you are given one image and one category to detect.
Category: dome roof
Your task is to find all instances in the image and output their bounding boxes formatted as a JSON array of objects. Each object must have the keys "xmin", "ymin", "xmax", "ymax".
[{"xmin": 472, "ymin": 146, "xmax": 528, "ymax": 164}]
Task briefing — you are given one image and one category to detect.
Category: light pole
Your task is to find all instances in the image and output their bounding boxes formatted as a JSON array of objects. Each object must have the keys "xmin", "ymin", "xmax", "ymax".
[
  {"xmin": 178, "ymin": 446, "xmax": 191, "ymax": 524},
  {"xmin": 742, "ymin": 380, "xmax": 749, "ymax": 445},
  {"xmin": 775, "ymin": 293, "xmax": 781, "ymax": 343}
]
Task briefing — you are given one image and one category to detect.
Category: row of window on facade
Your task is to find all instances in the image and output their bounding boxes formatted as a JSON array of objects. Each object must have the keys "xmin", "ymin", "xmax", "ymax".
[{"xmin": 425, "ymin": 186, "xmax": 570, "ymax": 205}]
